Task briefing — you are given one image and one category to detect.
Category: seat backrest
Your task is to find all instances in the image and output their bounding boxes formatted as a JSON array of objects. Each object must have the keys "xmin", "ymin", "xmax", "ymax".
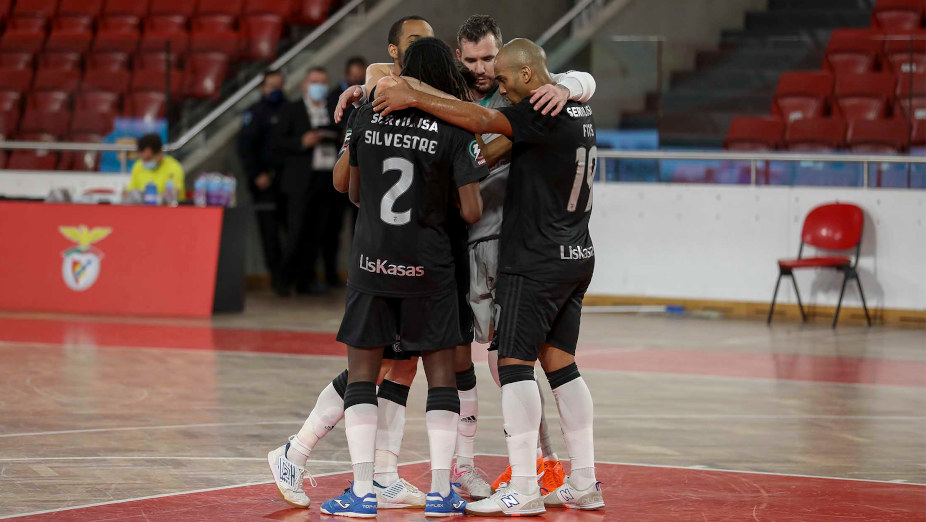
[
  {"xmin": 873, "ymin": 0, "xmax": 925, "ymax": 30},
  {"xmin": 77, "ymin": 90, "xmax": 120, "ymax": 112},
  {"xmin": 847, "ymin": 118, "xmax": 910, "ymax": 152},
  {"xmin": 58, "ymin": 0, "xmax": 103, "ymax": 17},
  {"xmin": 198, "ymin": 0, "xmax": 244, "ymax": 16},
  {"xmin": 13, "ymin": 0, "xmax": 59, "ymax": 18},
  {"xmin": 125, "ymin": 90, "xmax": 166, "ymax": 119},
  {"xmin": 52, "ymin": 14, "xmax": 93, "ymax": 31},
  {"xmin": 0, "ymin": 52, "xmax": 34, "ymax": 69},
  {"xmin": 786, "ymin": 117, "xmax": 847, "ymax": 150},
  {"xmin": 86, "ymin": 50, "xmax": 130, "ymax": 71},
  {"xmin": 9, "ymin": 15, "xmax": 50, "ymax": 31},
  {"xmin": 884, "ymin": 32, "xmax": 926, "ymax": 73},
  {"xmin": 802, "ymin": 203, "xmax": 864, "ymax": 251},
  {"xmin": 98, "ymin": 14, "xmax": 141, "ymax": 32},
  {"xmin": 104, "ymin": 0, "xmax": 149, "ymax": 17},
  {"xmin": 28, "ymin": 90, "xmax": 70, "ymax": 111},
  {"xmin": 149, "ymin": 0, "xmax": 195, "ymax": 18},
  {"xmin": 244, "ymin": 0, "xmax": 291, "ymax": 17},
  {"xmin": 724, "ymin": 116, "xmax": 785, "ymax": 150},
  {"xmin": 192, "ymin": 14, "xmax": 236, "ymax": 31},
  {"xmin": 294, "ymin": 0, "xmax": 332, "ymax": 26},
  {"xmin": 146, "ymin": 14, "xmax": 188, "ymax": 32},
  {"xmin": 773, "ymin": 71, "xmax": 834, "ymax": 120},
  {"xmin": 834, "ymin": 72, "xmax": 896, "ymax": 120},
  {"xmin": 824, "ymin": 30, "xmax": 884, "ymax": 74},
  {"xmin": 0, "ymin": 90, "xmax": 22, "ymax": 111},
  {"xmin": 40, "ymin": 51, "xmax": 82, "ymax": 70}
]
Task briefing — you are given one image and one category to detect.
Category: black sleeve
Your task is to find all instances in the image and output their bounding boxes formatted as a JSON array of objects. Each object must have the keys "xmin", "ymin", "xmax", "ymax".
[
  {"xmin": 449, "ymin": 125, "xmax": 490, "ymax": 188},
  {"xmin": 340, "ymin": 109, "xmax": 359, "ymax": 161},
  {"xmin": 497, "ymin": 98, "xmax": 552, "ymax": 144}
]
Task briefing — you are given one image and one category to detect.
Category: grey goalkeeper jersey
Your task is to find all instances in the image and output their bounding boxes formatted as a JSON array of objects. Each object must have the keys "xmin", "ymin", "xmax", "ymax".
[{"xmin": 468, "ymin": 87, "xmax": 510, "ymax": 244}]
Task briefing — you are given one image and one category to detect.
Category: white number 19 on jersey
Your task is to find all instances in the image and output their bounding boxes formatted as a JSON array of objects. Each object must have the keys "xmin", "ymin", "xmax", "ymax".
[{"xmin": 567, "ymin": 146, "xmax": 597, "ymax": 213}]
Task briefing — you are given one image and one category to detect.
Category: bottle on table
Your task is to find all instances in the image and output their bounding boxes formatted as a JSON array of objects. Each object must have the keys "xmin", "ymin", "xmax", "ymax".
[
  {"xmin": 143, "ymin": 181, "xmax": 159, "ymax": 205},
  {"xmin": 165, "ymin": 179, "xmax": 179, "ymax": 207},
  {"xmin": 194, "ymin": 176, "xmax": 207, "ymax": 207}
]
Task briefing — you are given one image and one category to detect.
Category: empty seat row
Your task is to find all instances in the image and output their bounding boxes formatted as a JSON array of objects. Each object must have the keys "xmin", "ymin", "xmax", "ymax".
[
  {"xmin": 772, "ymin": 71, "xmax": 925, "ymax": 121},
  {"xmin": 825, "ymin": 29, "xmax": 925, "ymax": 74},
  {"xmin": 873, "ymin": 0, "xmax": 926, "ymax": 31},
  {"xmin": 725, "ymin": 116, "xmax": 924, "ymax": 153},
  {"xmin": 0, "ymin": 90, "xmax": 164, "ymax": 120},
  {"xmin": 0, "ymin": 0, "xmax": 333, "ymax": 27}
]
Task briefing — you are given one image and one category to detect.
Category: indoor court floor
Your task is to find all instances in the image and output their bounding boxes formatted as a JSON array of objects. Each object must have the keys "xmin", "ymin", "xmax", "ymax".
[{"xmin": 0, "ymin": 292, "xmax": 923, "ymax": 521}]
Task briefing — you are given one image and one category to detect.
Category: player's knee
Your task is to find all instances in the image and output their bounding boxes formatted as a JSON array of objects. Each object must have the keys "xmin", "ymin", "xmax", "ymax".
[
  {"xmin": 455, "ymin": 364, "xmax": 476, "ymax": 391},
  {"xmin": 453, "ymin": 343, "xmax": 473, "ymax": 371},
  {"xmin": 385, "ymin": 358, "xmax": 418, "ymax": 386},
  {"xmin": 377, "ymin": 379, "xmax": 410, "ymax": 406},
  {"xmin": 497, "ymin": 363, "xmax": 535, "ymax": 386},
  {"xmin": 538, "ymin": 343, "xmax": 575, "ymax": 373}
]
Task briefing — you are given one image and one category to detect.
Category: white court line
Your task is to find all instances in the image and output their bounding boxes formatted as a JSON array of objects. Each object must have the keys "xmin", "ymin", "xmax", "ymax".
[
  {"xmin": 0, "ymin": 459, "xmax": 428, "ymax": 520},
  {"xmin": 0, "ymin": 420, "xmax": 300, "ymax": 439},
  {"xmin": 475, "ymin": 453, "xmax": 926, "ymax": 487},
  {"xmin": 0, "ymin": 456, "xmax": 351, "ymax": 465}
]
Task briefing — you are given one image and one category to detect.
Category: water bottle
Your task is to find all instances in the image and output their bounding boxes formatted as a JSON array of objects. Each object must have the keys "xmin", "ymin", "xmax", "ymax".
[
  {"xmin": 194, "ymin": 176, "xmax": 207, "ymax": 207},
  {"xmin": 227, "ymin": 175, "xmax": 237, "ymax": 208},
  {"xmin": 206, "ymin": 175, "xmax": 221, "ymax": 206},
  {"xmin": 164, "ymin": 179, "xmax": 179, "ymax": 207},
  {"xmin": 143, "ymin": 181, "xmax": 159, "ymax": 205}
]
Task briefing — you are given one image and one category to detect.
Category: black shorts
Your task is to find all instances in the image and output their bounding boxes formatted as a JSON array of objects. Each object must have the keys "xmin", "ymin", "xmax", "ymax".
[
  {"xmin": 494, "ymin": 273, "xmax": 590, "ymax": 361},
  {"xmin": 454, "ymin": 249, "xmax": 475, "ymax": 344},
  {"xmin": 337, "ymin": 286, "xmax": 464, "ymax": 355}
]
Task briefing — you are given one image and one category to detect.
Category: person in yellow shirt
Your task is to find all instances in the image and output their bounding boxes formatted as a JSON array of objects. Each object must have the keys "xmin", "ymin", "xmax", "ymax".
[{"xmin": 127, "ymin": 134, "xmax": 186, "ymax": 201}]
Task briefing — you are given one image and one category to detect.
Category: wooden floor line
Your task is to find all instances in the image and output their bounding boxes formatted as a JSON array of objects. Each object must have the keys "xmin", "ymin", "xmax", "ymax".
[
  {"xmin": 0, "ymin": 460, "xmax": 431, "ymax": 520},
  {"xmin": 0, "ymin": 456, "xmax": 353, "ymax": 465},
  {"xmin": 483, "ymin": 453, "xmax": 926, "ymax": 487}
]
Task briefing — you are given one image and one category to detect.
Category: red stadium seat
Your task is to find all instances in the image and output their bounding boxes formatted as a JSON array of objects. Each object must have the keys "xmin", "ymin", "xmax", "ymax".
[
  {"xmin": 0, "ymin": 109, "xmax": 20, "ymax": 139},
  {"xmin": 192, "ymin": 14, "xmax": 237, "ymax": 31},
  {"xmin": 139, "ymin": 30, "xmax": 190, "ymax": 55},
  {"xmin": 244, "ymin": 0, "xmax": 292, "ymax": 17},
  {"xmin": 768, "ymin": 203, "xmax": 870, "ymax": 328},
  {"xmin": 9, "ymin": 15, "xmax": 50, "ymax": 31},
  {"xmin": 82, "ymin": 68, "xmax": 131, "ymax": 94},
  {"xmin": 833, "ymin": 73, "xmax": 896, "ymax": 120},
  {"xmin": 103, "ymin": 0, "xmax": 148, "ymax": 18},
  {"xmin": 0, "ymin": 52, "xmax": 34, "ymax": 69},
  {"xmin": 883, "ymin": 32, "xmax": 926, "ymax": 73},
  {"xmin": 786, "ymin": 118, "xmax": 847, "ymax": 151},
  {"xmin": 99, "ymin": 14, "xmax": 141, "ymax": 32},
  {"xmin": 198, "ymin": 0, "xmax": 244, "ymax": 16},
  {"xmin": 146, "ymin": 14, "xmax": 188, "ymax": 32},
  {"xmin": 911, "ymin": 117, "xmax": 926, "ymax": 146},
  {"xmin": 131, "ymin": 68, "xmax": 184, "ymax": 96},
  {"xmin": 184, "ymin": 52, "xmax": 229, "ymax": 99},
  {"xmin": 0, "ymin": 68, "xmax": 33, "ymax": 92},
  {"xmin": 723, "ymin": 116, "xmax": 785, "ymax": 150},
  {"xmin": 241, "ymin": 14, "xmax": 283, "ymax": 61},
  {"xmin": 77, "ymin": 90, "xmax": 120, "ymax": 112},
  {"xmin": 28, "ymin": 90, "xmax": 70, "ymax": 112},
  {"xmin": 136, "ymin": 50, "xmax": 182, "ymax": 71},
  {"xmin": 34, "ymin": 68, "xmax": 81, "ymax": 92},
  {"xmin": 190, "ymin": 29, "xmax": 240, "ymax": 56},
  {"xmin": 87, "ymin": 50, "xmax": 130, "ymax": 71},
  {"xmin": 13, "ymin": 0, "xmax": 58, "ymax": 18},
  {"xmin": 293, "ymin": 0, "xmax": 332, "ymax": 26},
  {"xmin": 8, "ymin": 135, "xmax": 60, "ymax": 170},
  {"xmin": 52, "ymin": 14, "xmax": 93, "ymax": 31},
  {"xmin": 124, "ymin": 90, "xmax": 166, "ymax": 119},
  {"xmin": 872, "ymin": 0, "xmax": 925, "ymax": 31},
  {"xmin": 772, "ymin": 71, "xmax": 834, "ymax": 121},
  {"xmin": 46, "ymin": 26, "xmax": 94, "ymax": 54},
  {"xmin": 824, "ymin": 30, "xmax": 884, "ymax": 74},
  {"xmin": 896, "ymin": 72, "xmax": 926, "ymax": 118},
  {"xmin": 93, "ymin": 30, "xmax": 140, "ymax": 53},
  {"xmin": 1, "ymin": 29, "xmax": 47, "ymax": 54},
  {"xmin": 20, "ymin": 107, "xmax": 71, "ymax": 136},
  {"xmin": 149, "ymin": 0, "xmax": 195, "ymax": 18},
  {"xmin": 70, "ymin": 107, "xmax": 115, "ymax": 134},
  {"xmin": 58, "ymin": 132, "xmax": 104, "ymax": 171},
  {"xmin": 58, "ymin": 0, "xmax": 103, "ymax": 17},
  {"xmin": 847, "ymin": 118, "xmax": 910, "ymax": 153},
  {"xmin": 0, "ymin": 90, "xmax": 22, "ymax": 111},
  {"xmin": 39, "ymin": 51, "xmax": 81, "ymax": 70}
]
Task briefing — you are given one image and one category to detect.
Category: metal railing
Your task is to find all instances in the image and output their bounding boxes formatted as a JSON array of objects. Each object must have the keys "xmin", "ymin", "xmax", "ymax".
[{"xmin": 597, "ymin": 149, "xmax": 926, "ymax": 186}]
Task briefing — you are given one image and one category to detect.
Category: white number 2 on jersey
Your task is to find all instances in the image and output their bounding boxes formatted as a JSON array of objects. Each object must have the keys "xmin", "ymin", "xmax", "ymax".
[
  {"xmin": 567, "ymin": 146, "xmax": 597, "ymax": 212},
  {"xmin": 380, "ymin": 157, "xmax": 413, "ymax": 225}
]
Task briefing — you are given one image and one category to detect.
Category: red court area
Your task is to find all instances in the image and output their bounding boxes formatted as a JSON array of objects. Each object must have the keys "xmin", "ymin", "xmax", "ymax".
[{"xmin": 11, "ymin": 457, "xmax": 924, "ymax": 521}]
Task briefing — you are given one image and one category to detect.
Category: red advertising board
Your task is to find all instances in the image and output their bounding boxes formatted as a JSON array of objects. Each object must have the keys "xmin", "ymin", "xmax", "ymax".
[{"xmin": 0, "ymin": 202, "xmax": 224, "ymax": 317}]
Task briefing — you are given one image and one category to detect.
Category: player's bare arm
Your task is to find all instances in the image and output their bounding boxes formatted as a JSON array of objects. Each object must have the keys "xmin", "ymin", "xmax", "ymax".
[
  {"xmin": 335, "ymin": 64, "xmax": 458, "ymax": 123},
  {"xmin": 333, "ymin": 152, "xmax": 350, "ymax": 193},
  {"xmin": 374, "ymin": 74, "xmax": 513, "ymax": 136},
  {"xmin": 475, "ymin": 133, "xmax": 511, "ymax": 168},
  {"xmin": 457, "ymin": 182, "xmax": 483, "ymax": 225}
]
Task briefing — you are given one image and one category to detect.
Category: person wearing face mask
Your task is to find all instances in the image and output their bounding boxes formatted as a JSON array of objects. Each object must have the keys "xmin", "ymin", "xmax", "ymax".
[
  {"xmin": 127, "ymin": 133, "xmax": 185, "ymax": 201},
  {"xmin": 272, "ymin": 66, "xmax": 339, "ymax": 296},
  {"xmin": 239, "ymin": 69, "xmax": 288, "ymax": 296}
]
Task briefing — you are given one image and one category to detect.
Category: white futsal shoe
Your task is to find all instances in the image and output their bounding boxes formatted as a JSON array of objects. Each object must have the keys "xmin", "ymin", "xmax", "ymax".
[
  {"xmin": 267, "ymin": 437, "xmax": 316, "ymax": 508},
  {"xmin": 374, "ymin": 478, "xmax": 427, "ymax": 508},
  {"xmin": 451, "ymin": 463, "xmax": 492, "ymax": 499},
  {"xmin": 464, "ymin": 481, "xmax": 545, "ymax": 517},
  {"xmin": 543, "ymin": 477, "xmax": 605, "ymax": 510}
]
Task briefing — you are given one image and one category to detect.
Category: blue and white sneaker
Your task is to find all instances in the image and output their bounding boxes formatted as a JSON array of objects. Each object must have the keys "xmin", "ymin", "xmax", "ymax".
[
  {"xmin": 424, "ymin": 489, "xmax": 468, "ymax": 517},
  {"xmin": 320, "ymin": 484, "xmax": 377, "ymax": 518}
]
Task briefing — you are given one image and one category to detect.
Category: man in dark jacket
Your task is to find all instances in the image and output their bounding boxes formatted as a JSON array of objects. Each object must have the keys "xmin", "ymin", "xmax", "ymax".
[
  {"xmin": 272, "ymin": 67, "xmax": 340, "ymax": 295},
  {"xmin": 238, "ymin": 69, "xmax": 287, "ymax": 296}
]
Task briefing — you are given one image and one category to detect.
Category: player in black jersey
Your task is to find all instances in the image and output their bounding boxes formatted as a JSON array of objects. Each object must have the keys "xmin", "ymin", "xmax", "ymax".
[
  {"xmin": 374, "ymin": 38, "xmax": 603, "ymax": 516},
  {"xmin": 318, "ymin": 38, "xmax": 487, "ymax": 519}
]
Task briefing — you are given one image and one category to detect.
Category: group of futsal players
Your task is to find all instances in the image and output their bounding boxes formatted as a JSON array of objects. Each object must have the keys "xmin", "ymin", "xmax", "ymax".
[{"xmin": 267, "ymin": 13, "xmax": 602, "ymax": 518}]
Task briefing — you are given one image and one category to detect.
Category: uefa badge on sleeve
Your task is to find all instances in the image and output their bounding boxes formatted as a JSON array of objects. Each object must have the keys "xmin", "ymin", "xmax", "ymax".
[
  {"xmin": 59, "ymin": 225, "xmax": 112, "ymax": 291},
  {"xmin": 469, "ymin": 140, "xmax": 486, "ymax": 167}
]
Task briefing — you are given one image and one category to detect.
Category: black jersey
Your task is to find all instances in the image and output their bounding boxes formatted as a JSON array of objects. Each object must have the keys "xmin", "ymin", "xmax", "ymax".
[
  {"xmin": 497, "ymin": 98, "xmax": 597, "ymax": 283},
  {"xmin": 347, "ymin": 103, "xmax": 488, "ymax": 297}
]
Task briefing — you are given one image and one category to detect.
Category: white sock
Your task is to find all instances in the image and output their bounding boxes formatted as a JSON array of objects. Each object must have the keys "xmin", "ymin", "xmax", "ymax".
[
  {"xmin": 502, "ymin": 380, "xmax": 541, "ymax": 495},
  {"xmin": 427, "ymin": 409, "xmax": 459, "ymax": 497},
  {"xmin": 345, "ymin": 403, "xmax": 377, "ymax": 497},
  {"xmin": 552, "ymin": 377, "xmax": 596, "ymax": 489},
  {"xmin": 290, "ymin": 382, "xmax": 344, "ymax": 466},
  {"xmin": 538, "ymin": 388, "xmax": 557, "ymax": 461},
  {"xmin": 373, "ymin": 396, "xmax": 405, "ymax": 486},
  {"xmin": 455, "ymin": 387, "xmax": 478, "ymax": 467}
]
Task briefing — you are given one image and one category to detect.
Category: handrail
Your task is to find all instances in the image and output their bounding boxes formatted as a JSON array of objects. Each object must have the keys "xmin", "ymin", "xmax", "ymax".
[
  {"xmin": 597, "ymin": 149, "xmax": 926, "ymax": 164},
  {"xmin": 0, "ymin": 141, "xmax": 133, "ymax": 152},
  {"xmin": 163, "ymin": 0, "xmax": 367, "ymax": 152},
  {"xmin": 537, "ymin": 0, "xmax": 598, "ymax": 46}
]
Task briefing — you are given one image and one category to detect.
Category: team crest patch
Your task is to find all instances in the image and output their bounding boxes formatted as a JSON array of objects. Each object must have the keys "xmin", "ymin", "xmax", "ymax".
[
  {"xmin": 469, "ymin": 140, "xmax": 486, "ymax": 167},
  {"xmin": 59, "ymin": 225, "xmax": 112, "ymax": 291}
]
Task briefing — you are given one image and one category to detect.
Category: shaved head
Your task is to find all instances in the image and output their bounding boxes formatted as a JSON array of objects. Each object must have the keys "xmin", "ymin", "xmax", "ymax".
[{"xmin": 493, "ymin": 38, "xmax": 553, "ymax": 104}]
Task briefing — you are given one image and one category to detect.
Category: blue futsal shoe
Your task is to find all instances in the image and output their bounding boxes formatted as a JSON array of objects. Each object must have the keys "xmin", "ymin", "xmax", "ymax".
[
  {"xmin": 319, "ymin": 484, "xmax": 377, "ymax": 518},
  {"xmin": 424, "ymin": 488, "xmax": 468, "ymax": 517}
]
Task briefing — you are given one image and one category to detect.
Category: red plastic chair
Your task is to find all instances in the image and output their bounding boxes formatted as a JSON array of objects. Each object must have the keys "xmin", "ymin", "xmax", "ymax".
[
  {"xmin": 58, "ymin": 0, "xmax": 103, "ymax": 18},
  {"xmin": 146, "ymin": 14, "xmax": 189, "ymax": 32},
  {"xmin": 833, "ymin": 72, "xmax": 896, "ymax": 120},
  {"xmin": 28, "ymin": 90, "xmax": 70, "ymax": 112},
  {"xmin": 785, "ymin": 118, "xmax": 847, "ymax": 151},
  {"xmin": 58, "ymin": 132, "xmax": 104, "ymax": 170},
  {"xmin": 70, "ymin": 107, "xmax": 115, "ymax": 134},
  {"xmin": 46, "ymin": 25, "xmax": 94, "ymax": 54},
  {"xmin": 183, "ymin": 52, "xmax": 229, "ymax": 99},
  {"xmin": 192, "ymin": 14, "xmax": 237, "ymax": 31},
  {"xmin": 82, "ymin": 60, "xmax": 132, "ymax": 94},
  {"xmin": 0, "ymin": 52, "xmax": 34, "ymax": 69},
  {"xmin": 768, "ymin": 203, "xmax": 871, "ymax": 328},
  {"xmin": 823, "ymin": 30, "xmax": 884, "ymax": 74},
  {"xmin": 912, "ymin": 117, "xmax": 926, "ymax": 146},
  {"xmin": 244, "ymin": 0, "xmax": 292, "ymax": 17},
  {"xmin": 139, "ymin": 29, "xmax": 190, "ymax": 55},
  {"xmin": 198, "ymin": 0, "xmax": 244, "ymax": 16},
  {"xmin": 293, "ymin": 0, "xmax": 332, "ymax": 25},
  {"xmin": 34, "ymin": 68, "xmax": 82, "ymax": 93},
  {"xmin": 773, "ymin": 71, "xmax": 834, "ymax": 121},
  {"xmin": 124, "ymin": 90, "xmax": 166, "ymax": 119},
  {"xmin": 8, "ymin": 133, "xmax": 59, "ymax": 170},
  {"xmin": 241, "ymin": 13, "xmax": 282, "ymax": 61},
  {"xmin": 52, "ymin": 14, "xmax": 93, "ymax": 31},
  {"xmin": 884, "ymin": 32, "xmax": 926, "ymax": 73},
  {"xmin": 0, "ymin": 90, "xmax": 22, "ymax": 111},
  {"xmin": 0, "ymin": 29, "xmax": 47, "ymax": 54},
  {"xmin": 872, "ymin": 0, "xmax": 925, "ymax": 30},
  {"xmin": 847, "ymin": 118, "xmax": 910, "ymax": 153},
  {"xmin": 77, "ymin": 90, "xmax": 121, "ymax": 112},
  {"xmin": 190, "ymin": 28, "xmax": 240, "ymax": 56},
  {"xmin": 99, "ymin": 14, "xmax": 140, "ymax": 32},
  {"xmin": 723, "ymin": 116, "xmax": 785, "ymax": 150},
  {"xmin": 0, "ymin": 108, "xmax": 20, "ymax": 139},
  {"xmin": 103, "ymin": 0, "xmax": 148, "ymax": 18},
  {"xmin": 13, "ymin": 0, "xmax": 59, "ymax": 18},
  {"xmin": 149, "ymin": 0, "xmax": 195, "ymax": 18},
  {"xmin": 0, "ymin": 68, "xmax": 33, "ymax": 92},
  {"xmin": 93, "ymin": 30, "xmax": 140, "ymax": 54}
]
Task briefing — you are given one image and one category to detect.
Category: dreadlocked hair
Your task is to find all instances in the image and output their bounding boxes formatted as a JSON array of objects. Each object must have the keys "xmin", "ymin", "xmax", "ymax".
[{"xmin": 401, "ymin": 37, "xmax": 473, "ymax": 102}]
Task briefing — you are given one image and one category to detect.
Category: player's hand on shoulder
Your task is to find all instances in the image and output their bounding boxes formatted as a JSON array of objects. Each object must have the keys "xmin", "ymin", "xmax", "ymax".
[
  {"xmin": 530, "ymin": 84, "xmax": 570, "ymax": 116},
  {"xmin": 373, "ymin": 73, "xmax": 415, "ymax": 117},
  {"xmin": 335, "ymin": 85, "xmax": 364, "ymax": 124}
]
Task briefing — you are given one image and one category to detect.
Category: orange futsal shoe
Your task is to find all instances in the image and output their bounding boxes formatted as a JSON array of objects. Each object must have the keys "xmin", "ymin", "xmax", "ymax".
[
  {"xmin": 492, "ymin": 458, "xmax": 544, "ymax": 492},
  {"xmin": 539, "ymin": 459, "xmax": 566, "ymax": 495}
]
